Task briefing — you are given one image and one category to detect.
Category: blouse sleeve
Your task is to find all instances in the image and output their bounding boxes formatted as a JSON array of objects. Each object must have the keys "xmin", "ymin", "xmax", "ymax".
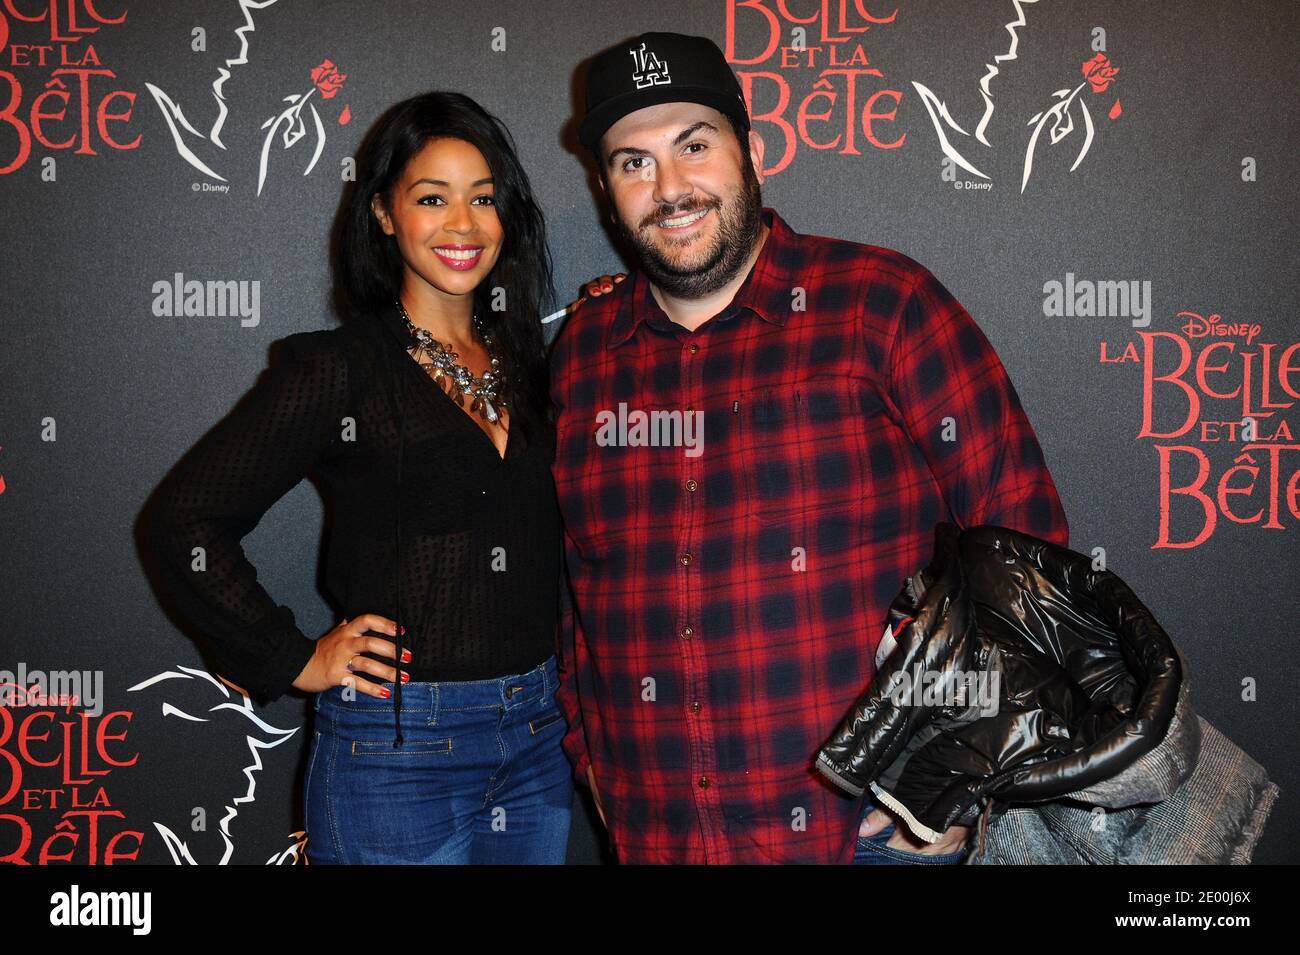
[{"xmin": 142, "ymin": 330, "xmax": 350, "ymax": 703}]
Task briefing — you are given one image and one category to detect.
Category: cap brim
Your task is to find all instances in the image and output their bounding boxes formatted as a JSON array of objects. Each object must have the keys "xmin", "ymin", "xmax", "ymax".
[{"xmin": 579, "ymin": 86, "xmax": 749, "ymax": 155}]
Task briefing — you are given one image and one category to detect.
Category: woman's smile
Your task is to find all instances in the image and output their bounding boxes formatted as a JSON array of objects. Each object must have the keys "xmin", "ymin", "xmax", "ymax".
[{"xmin": 432, "ymin": 244, "xmax": 485, "ymax": 270}]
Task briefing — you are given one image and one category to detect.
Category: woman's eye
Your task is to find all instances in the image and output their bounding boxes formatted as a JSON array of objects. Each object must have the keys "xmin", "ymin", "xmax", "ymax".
[{"xmin": 417, "ymin": 195, "xmax": 494, "ymax": 206}]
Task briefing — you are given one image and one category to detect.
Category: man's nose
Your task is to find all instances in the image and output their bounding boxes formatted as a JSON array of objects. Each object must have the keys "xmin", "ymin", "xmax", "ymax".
[{"xmin": 653, "ymin": 159, "xmax": 692, "ymax": 208}]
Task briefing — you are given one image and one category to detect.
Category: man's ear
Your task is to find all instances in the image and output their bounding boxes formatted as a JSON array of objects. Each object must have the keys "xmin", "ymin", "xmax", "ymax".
[{"xmin": 747, "ymin": 129, "xmax": 766, "ymax": 184}]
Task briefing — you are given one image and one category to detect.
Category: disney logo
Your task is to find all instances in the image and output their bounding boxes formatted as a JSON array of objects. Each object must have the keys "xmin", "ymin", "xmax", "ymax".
[{"xmin": 1177, "ymin": 311, "xmax": 1263, "ymax": 346}]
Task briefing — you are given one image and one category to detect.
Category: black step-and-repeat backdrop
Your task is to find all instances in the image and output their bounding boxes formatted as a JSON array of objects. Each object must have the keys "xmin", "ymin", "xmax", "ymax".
[{"xmin": 1, "ymin": 1, "xmax": 1295, "ymax": 864}]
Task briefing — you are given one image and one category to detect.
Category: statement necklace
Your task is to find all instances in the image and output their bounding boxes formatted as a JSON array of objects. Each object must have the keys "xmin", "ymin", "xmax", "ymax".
[{"xmin": 396, "ymin": 299, "xmax": 507, "ymax": 426}]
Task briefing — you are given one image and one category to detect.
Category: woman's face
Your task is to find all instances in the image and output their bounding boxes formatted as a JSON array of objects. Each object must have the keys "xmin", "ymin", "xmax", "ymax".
[{"xmin": 371, "ymin": 136, "xmax": 504, "ymax": 304}]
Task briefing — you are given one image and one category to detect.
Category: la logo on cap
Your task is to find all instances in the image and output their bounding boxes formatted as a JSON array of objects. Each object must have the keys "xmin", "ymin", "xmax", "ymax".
[{"xmin": 629, "ymin": 42, "xmax": 671, "ymax": 89}]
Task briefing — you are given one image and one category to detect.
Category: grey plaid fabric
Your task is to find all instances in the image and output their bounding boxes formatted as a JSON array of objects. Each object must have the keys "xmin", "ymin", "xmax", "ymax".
[{"xmin": 966, "ymin": 672, "xmax": 1279, "ymax": 865}]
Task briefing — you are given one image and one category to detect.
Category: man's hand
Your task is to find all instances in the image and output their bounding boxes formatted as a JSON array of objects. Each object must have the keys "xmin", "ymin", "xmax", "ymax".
[
  {"xmin": 586, "ymin": 764, "xmax": 608, "ymax": 828},
  {"xmin": 859, "ymin": 805, "xmax": 970, "ymax": 855}
]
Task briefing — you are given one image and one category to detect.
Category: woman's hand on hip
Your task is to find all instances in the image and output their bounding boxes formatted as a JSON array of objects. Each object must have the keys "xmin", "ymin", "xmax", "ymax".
[{"xmin": 292, "ymin": 614, "xmax": 410, "ymax": 698}]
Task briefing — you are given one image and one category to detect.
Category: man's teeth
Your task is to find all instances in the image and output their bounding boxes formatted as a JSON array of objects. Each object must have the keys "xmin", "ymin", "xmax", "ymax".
[
  {"xmin": 659, "ymin": 208, "xmax": 708, "ymax": 228},
  {"xmin": 436, "ymin": 248, "xmax": 481, "ymax": 259}
]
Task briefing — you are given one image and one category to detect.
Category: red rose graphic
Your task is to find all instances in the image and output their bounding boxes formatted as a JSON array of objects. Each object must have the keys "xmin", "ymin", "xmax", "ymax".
[
  {"xmin": 311, "ymin": 59, "xmax": 347, "ymax": 99},
  {"xmin": 1081, "ymin": 53, "xmax": 1120, "ymax": 93}
]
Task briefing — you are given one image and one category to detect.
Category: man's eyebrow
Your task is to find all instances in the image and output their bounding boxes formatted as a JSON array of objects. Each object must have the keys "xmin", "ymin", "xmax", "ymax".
[
  {"xmin": 605, "ymin": 121, "xmax": 721, "ymax": 168},
  {"xmin": 407, "ymin": 177, "xmax": 494, "ymax": 191}
]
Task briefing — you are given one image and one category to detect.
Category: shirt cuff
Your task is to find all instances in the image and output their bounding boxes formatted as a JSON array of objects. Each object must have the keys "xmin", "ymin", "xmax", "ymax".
[{"xmin": 220, "ymin": 608, "xmax": 318, "ymax": 704}]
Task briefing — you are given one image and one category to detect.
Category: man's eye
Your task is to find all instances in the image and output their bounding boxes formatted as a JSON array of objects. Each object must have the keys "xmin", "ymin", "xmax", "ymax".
[
  {"xmin": 684, "ymin": 142, "xmax": 706, "ymax": 155},
  {"xmin": 622, "ymin": 157, "xmax": 648, "ymax": 172}
]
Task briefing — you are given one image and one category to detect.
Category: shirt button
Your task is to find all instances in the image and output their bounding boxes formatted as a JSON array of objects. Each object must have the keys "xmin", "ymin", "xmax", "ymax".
[
  {"xmin": 680, "ymin": 552, "xmax": 693, "ymax": 566},
  {"xmin": 698, "ymin": 776, "xmax": 710, "ymax": 789},
  {"xmin": 690, "ymin": 700, "xmax": 701, "ymax": 714},
  {"xmin": 685, "ymin": 478, "xmax": 698, "ymax": 492},
  {"xmin": 680, "ymin": 626, "xmax": 694, "ymax": 639},
  {"xmin": 688, "ymin": 343, "xmax": 700, "ymax": 354}
]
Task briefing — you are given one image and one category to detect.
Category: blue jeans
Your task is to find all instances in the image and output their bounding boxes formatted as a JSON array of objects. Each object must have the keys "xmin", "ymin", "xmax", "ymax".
[
  {"xmin": 852, "ymin": 794, "xmax": 970, "ymax": 865},
  {"xmin": 304, "ymin": 654, "xmax": 573, "ymax": 864}
]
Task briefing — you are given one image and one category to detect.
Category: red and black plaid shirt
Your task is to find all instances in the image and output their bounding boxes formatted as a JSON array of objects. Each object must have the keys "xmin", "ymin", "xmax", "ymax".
[{"xmin": 550, "ymin": 207, "xmax": 1068, "ymax": 863}]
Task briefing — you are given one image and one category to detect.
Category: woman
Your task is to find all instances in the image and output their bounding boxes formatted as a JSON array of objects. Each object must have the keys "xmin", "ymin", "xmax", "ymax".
[{"xmin": 144, "ymin": 92, "xmax": 573, "ymax": 864}]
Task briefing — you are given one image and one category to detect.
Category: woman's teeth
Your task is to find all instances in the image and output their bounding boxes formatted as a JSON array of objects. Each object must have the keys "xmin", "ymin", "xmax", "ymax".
[{"xmin": 434, "ymin": 248, "xmax": 481, "ymax": 259}]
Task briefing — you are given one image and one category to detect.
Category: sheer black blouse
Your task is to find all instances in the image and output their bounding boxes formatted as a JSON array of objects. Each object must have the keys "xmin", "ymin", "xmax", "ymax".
[{"xmin": 143, "ymin": 302, "xmax": 561, "ymax": 703}]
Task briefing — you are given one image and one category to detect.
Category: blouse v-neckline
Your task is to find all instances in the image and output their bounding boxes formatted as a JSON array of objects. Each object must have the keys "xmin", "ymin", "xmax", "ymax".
[
  {"xmin": 397, "ymin": 342, "xmax": 514, "ymax": 463},
  {"xmin": 373, "ymin": 300, "xmax": 518, "ymax": 463}
]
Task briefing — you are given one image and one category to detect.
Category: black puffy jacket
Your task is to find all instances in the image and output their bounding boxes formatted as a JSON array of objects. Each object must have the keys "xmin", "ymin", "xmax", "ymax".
[{"xmin": 815, "ymin": 522, "xmax": 1183, "ymax": 844}]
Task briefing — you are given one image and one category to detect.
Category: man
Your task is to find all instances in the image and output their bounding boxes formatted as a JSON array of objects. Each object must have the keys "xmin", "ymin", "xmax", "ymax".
[{"xmin": 550, "ymin": 32, "xmax": 1069, "ymax": 864}]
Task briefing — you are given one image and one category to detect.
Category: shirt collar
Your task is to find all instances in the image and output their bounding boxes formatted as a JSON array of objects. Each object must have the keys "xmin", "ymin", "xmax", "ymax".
[
  {"xmin": 608, "ymin": 207, "xmax": 797, "ymax": 349},
  {"xmin": 372, "ymin": 298, "xmax": 417, "ymax": 351}
]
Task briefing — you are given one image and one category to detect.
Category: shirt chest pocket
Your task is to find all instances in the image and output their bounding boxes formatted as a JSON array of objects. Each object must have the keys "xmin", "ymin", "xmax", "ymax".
[
  {"xmin": 739, "ymin": 382, "xmax": 876, "ymax": 523},
  {"xmin": 555, "ymin": 403, "xmax": 686, "ymax": 557}
]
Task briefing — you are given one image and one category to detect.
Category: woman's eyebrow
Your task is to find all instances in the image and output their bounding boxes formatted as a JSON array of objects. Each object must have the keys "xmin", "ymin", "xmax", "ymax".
[{"xmin": 407, "ymin": 176, "xmax": 495, "ymax": 191}]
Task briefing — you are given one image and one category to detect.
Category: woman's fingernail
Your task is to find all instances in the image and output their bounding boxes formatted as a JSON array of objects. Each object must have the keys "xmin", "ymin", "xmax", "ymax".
[
  {"xmin": 602, "ymin": 284, "xmax": 612, "ymax": 292},
  {"xmin": 401, "ymin": 671, "xmax": 410, "ymax": 683},
  {"xmin": 401, "ymin": 649, "xmax": 412, "ymax": 663},
  {"xmin": 379, "ymin": 688, "xmax": 392, "ymax": 699}
]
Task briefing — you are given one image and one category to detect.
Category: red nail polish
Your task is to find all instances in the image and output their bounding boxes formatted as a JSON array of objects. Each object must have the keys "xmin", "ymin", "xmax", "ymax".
[
  {"xmin": 399, "ymin": 625, "xmax": 406, "ymax": 635},
  {"xmin": 401, "ymin": 649, "xmax": 412, "ymax": 663},
  {"xmin": 401, "ymin": 671, "xmax": 410, "ymax": 683},
  {"xmin": 379, "ymin": 688, "xmax": 392, "ymax": 699}
]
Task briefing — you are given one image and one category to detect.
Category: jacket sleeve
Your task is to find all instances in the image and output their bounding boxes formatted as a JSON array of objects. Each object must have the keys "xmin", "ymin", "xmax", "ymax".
[
  {"xmin": 142, "ymin": 331, "xmax": 349, "ymax": 704},
  {"xmin": 887, "ymin": 267, "xmax": 1069, "ymax": 547}
]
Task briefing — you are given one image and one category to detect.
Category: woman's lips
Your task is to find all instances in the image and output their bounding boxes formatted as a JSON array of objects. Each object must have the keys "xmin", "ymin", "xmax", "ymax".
[{"xmin": 432, "ymin": 245, "xmax": 484, "ymax": 271}]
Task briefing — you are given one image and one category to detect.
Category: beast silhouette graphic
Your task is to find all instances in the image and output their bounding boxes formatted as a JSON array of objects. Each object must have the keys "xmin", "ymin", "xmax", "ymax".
[{"xmin": 128, "ymin": 665, "xmax": 309, "ymax": 864}]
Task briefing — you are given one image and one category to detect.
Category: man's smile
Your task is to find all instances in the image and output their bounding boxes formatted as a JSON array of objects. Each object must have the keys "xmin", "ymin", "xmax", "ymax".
[{"xmin": 654, "ymin": 206, "xmax": 711, "ymax": 234}]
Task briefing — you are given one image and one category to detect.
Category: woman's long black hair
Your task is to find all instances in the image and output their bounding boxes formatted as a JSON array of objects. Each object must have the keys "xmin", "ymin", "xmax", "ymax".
[{"xmin": 336, "ymin": 91, "xmax": 554, "ymax": 420}]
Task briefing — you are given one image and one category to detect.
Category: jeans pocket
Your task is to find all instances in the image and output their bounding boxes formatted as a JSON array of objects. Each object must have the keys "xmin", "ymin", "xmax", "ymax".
[
  {"xmin": 857, "ymin": 826, "xmax": 969, "ymax": 865},
  {"xmin": 350, "ymin": 737, "xmax": 452, "ymax": 756},
  {"xmin": 528, "ymin": 705, "xmax": 565, "ymax": 736}
]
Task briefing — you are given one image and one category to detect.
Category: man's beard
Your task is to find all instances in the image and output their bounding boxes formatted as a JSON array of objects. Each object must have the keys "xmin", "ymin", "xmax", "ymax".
[{"xmin": 612, "ymin": 156, "xmax": 764, "ymax": 299}]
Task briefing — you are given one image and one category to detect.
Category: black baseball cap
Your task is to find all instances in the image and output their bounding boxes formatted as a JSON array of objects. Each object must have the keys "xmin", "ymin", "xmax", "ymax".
[{"xmin": 578, "ymin": 32, "xmax": 751, "ymax": 156}]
